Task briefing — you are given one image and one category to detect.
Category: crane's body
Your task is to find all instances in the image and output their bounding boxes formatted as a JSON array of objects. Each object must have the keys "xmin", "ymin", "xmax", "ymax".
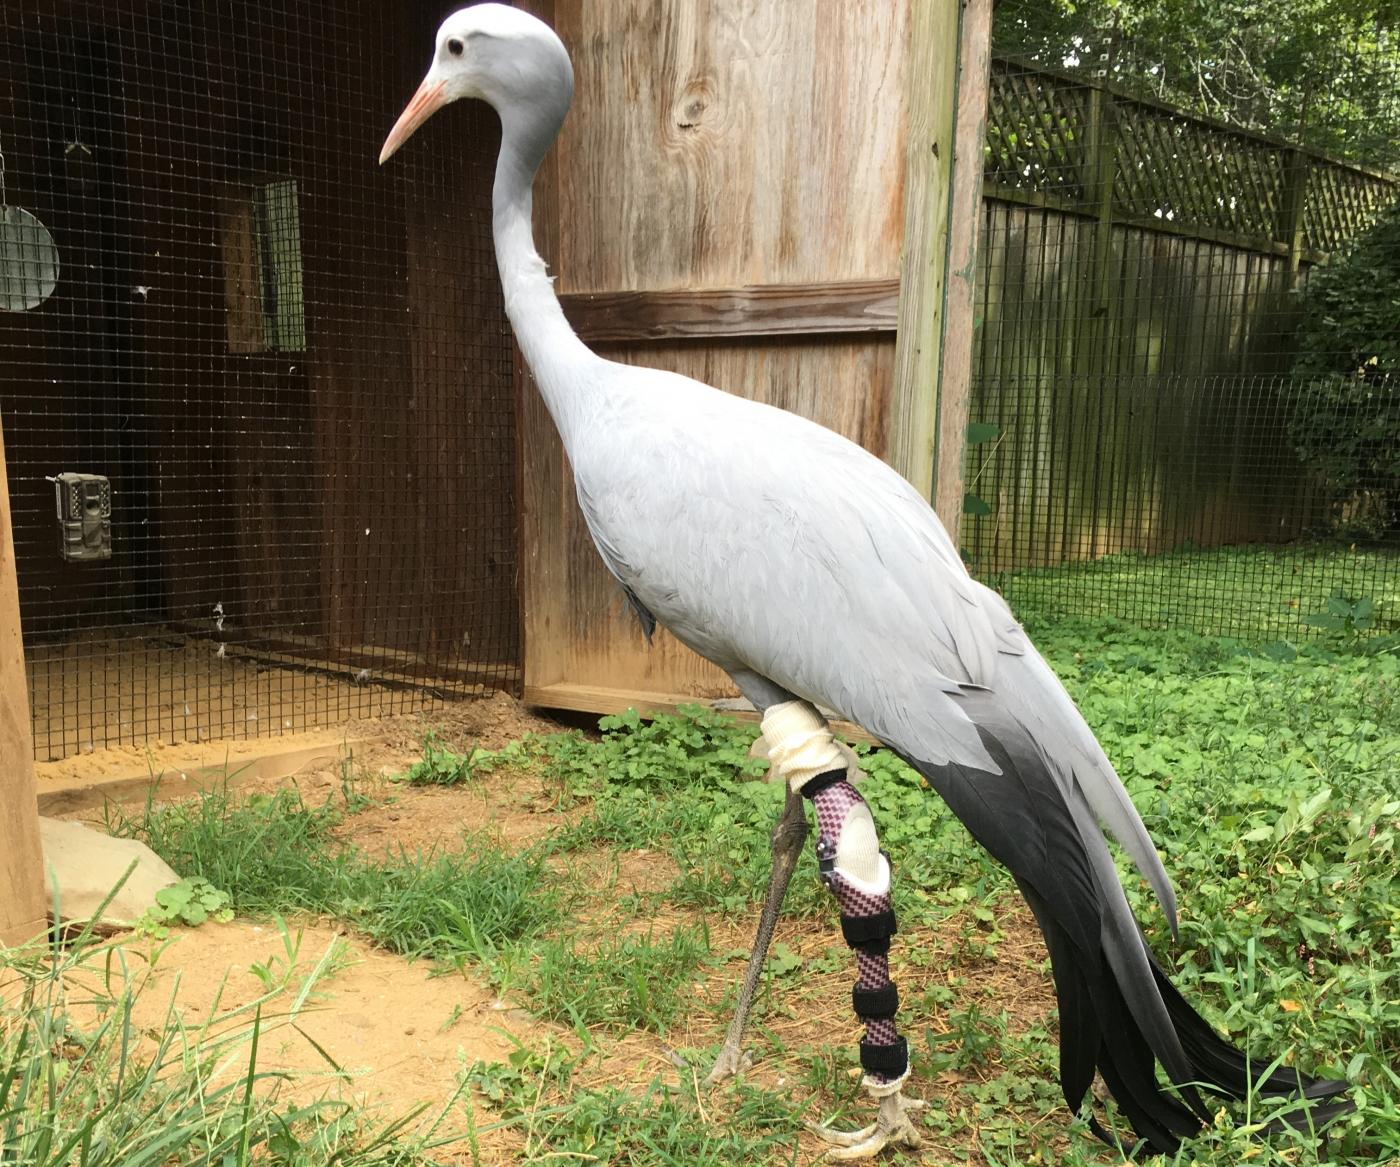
[{"xmin": 381, "ymin": 5, "xmax": 1351, "ymax": 1157}]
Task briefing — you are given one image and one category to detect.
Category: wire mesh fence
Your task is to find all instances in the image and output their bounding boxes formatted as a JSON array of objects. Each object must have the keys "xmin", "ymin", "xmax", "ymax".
[
  {"xmin": 965, "ymin": 17, "xmax": 1400, "ymax": 643},
  {"xmin": 0, "ymin": 0, "xmax": 520, "ymax": 761}
]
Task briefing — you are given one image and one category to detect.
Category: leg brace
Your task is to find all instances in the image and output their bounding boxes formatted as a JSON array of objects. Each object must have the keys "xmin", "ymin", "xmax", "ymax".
[
  {"xmin": 759, "ymin": 702, "xmax": 908, "ymax": 1085},
  {"xmin": 808, "ymin": 772, "xmax": 907, "ymax": 1083}
]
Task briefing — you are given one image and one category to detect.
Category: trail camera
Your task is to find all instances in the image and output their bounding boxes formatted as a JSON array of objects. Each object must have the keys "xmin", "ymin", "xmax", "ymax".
[{"xmin": 51, "ymin": 472, "xmax": 111, "ymax": 562}]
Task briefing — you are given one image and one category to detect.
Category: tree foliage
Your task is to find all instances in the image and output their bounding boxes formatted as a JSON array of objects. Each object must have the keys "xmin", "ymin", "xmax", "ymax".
[
  {"xmin": 995, "ymin": 0, "xmax": 1400, "ymax": 168},
  {"xmin": 1290, "ymin": 197, "xmax": 1400, "ymax": 535}
]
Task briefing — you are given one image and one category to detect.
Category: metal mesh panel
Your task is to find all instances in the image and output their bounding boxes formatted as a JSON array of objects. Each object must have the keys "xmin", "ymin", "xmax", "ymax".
[
  {"xmin": 0, "ymin": 0, "xmax": 520, "ymax": 761},
  {"xmin": 967, "ymin": 32, "xmax": 1400, "ymax": 642}
]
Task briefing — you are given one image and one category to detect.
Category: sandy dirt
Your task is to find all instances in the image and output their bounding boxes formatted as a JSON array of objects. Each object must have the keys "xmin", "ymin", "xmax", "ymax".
[{"xmin": 35, "ymin": 689, "xmax": 557, "ymax": 800}]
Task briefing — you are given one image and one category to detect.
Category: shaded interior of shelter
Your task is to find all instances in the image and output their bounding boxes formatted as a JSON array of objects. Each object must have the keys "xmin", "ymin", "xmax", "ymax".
[{"xmin": 0, "ymin": 0, "xmax": 521, "ymax": 760}]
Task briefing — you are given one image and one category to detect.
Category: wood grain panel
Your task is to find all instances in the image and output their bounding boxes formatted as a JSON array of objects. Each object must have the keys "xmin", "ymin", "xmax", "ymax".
[
  {"xmin": 0, "ymin": 415, "xmax": 45, "ymax": 945},
  {"xmin": 550, "ymin": 1, "xmax": 908, "ymax": 291}
]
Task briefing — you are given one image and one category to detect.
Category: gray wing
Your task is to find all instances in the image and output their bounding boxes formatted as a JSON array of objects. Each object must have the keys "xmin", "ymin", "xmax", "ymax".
[{"xmin": 572, "ymin": 371, "xmax": 1177, "ymax": 925}]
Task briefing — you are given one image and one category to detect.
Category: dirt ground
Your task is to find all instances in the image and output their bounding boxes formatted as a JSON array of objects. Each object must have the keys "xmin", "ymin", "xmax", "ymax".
[{"xmin": 35, "ymin": 692, "xmax": 1064, "ymax": 1164}]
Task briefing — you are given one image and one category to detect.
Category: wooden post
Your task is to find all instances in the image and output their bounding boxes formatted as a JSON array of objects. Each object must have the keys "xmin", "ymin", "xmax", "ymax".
[
  {"xmin": 0, "ymin": 413, "xmax": 46, "ymax": 947},
  {"xmin": 891, "ymin": 0, "xmax": 993, "ymax": 538},
  {"xmin": 1084, "ymin": 86, "xmax": 1119, "ymax": 330},
  {"xmin": 1278, "ymin": 148, "xmax": 1311, "ymax": 292},
  {"xmin": 932, "ymin": 0, "xmax": 993, "ymax": 541},
  {"xmin": 890, "ymin": 0, "xmax": 959, "ymax": 505}
]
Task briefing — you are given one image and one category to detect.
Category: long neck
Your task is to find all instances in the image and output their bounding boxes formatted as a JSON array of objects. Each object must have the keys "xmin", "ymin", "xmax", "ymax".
[{"xmin": 491, "ymin": 114, "xmax": 599, "ymax": 446}]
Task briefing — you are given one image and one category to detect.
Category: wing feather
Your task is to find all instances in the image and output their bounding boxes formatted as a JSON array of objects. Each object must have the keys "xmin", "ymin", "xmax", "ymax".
[{"xmin": 572, "ymin": 370, "xmax": 1174, "ymax": 924}]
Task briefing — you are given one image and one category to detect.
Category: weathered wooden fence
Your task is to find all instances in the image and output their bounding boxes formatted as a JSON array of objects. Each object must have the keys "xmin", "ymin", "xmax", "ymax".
[{"xmin": 965, "ymin": 56, "xmax": 1397, "ymax": 572}]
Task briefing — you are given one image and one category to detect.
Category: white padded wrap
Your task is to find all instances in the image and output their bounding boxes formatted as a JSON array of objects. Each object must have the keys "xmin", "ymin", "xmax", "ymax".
[
  {"xmin": 863, "ymin": 1067, "xmax": 911, "ymax": 1098},
  {"xmin": 757, "ymin": 701, "xmax": 862, "ymax": 793},
  {"xmin": 834, "ymin": 801, "xmax": 887, "ymax": 889}
]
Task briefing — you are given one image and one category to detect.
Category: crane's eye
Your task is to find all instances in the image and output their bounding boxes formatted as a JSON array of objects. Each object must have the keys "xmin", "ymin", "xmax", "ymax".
[{"xmin": 446, "ymin": 37, "xmax": 464, "ymax": 56}]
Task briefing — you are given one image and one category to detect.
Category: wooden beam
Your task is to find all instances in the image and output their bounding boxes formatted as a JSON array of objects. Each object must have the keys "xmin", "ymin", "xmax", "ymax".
[
  {"xmin": 932, "ymin": 0, "xmax": 993, "ymax": 541},
  {"xmin": 984, "ymin": 182, "xmax": 1317, "ymax": 261},
  {"xmin": 888, "ymin": 0, "xmax": 960, "ymax": 503},
  {"xmin": 517, "ymin": 0, "xmax": 567, "ymax": 697},
  {"xmin": 0, "ymin": 412, "xmax": 46, "ymax": 947},
  {"xmin": 558, "ymin": 279, "xmax": 899, "ymax": 343},
  {"xmin": 525, "ymin": 681, "xmax": 876, "ymax": 746},
  {"xmin": 1279, "ymin": 148, "xmax": 1312, "ymax": 291}
]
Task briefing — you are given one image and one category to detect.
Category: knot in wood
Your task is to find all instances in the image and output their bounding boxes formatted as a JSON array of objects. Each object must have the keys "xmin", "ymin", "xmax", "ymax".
[{"xmin": 673, "ymin": 81, "xmax": 712, "ymax": 131}]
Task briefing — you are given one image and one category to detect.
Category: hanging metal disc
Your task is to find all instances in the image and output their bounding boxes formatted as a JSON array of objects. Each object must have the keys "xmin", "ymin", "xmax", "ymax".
[{"xmin": 0, "ymin": 204, "xmax": 60, "ymax": 312}]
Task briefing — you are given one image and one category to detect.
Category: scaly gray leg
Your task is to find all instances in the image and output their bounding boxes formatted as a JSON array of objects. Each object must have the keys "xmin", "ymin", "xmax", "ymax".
[
  {"xmin": 706, "ymin": 783, "xmax": 808, "ymax": 1083},
  {"xmin": 707, "ymin": 670, "xmax": 805, "ymax": 1084}
]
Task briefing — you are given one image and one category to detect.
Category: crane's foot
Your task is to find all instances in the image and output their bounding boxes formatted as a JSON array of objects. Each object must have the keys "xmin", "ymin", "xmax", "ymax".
[
  {"xmin": 806, "ymin": 1075, "xmax": 928, "ymax": 1160},
  {"xmin": 704, "ymin": 1042, "xmax": 753, "ymax": 1085}
]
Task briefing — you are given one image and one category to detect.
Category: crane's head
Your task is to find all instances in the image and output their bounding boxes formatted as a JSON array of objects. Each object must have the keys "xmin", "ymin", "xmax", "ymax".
[{"xmin": 380, "ymin": 4, "xmax": 573, "ymax": 165}]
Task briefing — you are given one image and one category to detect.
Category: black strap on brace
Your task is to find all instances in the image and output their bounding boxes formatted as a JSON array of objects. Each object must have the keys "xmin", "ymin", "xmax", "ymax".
[
  {"xmin": 852, "ymin": 982, "xmax": 899, "ymax": 1020},
  {"xmin": 840, "ymin": 909, "xmax": 897, "ymax": 952},
  {"xmin": 797, "ymin": 767, "xmax": 848, "ymax": 799},
  {"xmin": 859, "ymin": 1036, "xmax": 909, "ymax": 1078}
]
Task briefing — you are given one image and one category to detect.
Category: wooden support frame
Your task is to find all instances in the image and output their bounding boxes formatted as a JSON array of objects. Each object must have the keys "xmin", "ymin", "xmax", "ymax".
[
  {"xmin": 888, "ymin": 0, "xmax": 960, "ymax": 506},
  {"xmin": 934, "ymin": 0, "xmax": 993, "ymax": 539},
  {"xmin": 0, "ymin": 413, "xmax": 46, "ymax": 947}
]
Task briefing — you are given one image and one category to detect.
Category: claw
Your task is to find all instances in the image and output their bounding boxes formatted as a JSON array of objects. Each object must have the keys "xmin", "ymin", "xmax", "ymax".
[
  {"xmin": 807, "ymin": 1080, "xmax": 927, "ymax": 1161},
  {"xmin": 705, "ymin": 1043, "xmax": 754, "ymax": 1085}
]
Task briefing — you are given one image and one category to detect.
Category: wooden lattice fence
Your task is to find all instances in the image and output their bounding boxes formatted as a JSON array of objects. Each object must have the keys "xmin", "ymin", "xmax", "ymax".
[
  {"xmin": 984, "ymin": 54, "xmax": 1396, "ymax": 259},
  {"xmin": 966, "ymin": 56, "xmax": 1399, "ymax": 576}
]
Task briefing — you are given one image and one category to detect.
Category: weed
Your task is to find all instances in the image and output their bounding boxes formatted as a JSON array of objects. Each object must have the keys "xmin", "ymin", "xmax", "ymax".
[
  {"xmin": 136, "ymin": 875, "xmax": 233, "ymax": 936},
  {"xmin": 108, "ymin": 784, "xmax": 562, "ymax": 964},
  {"xmin": 462, "ymin": 1037, "xmax": 799, "ymax": 1164},
  {"xmin": 403, "ymin": 729, "xmax": 485, "ymax": 786},
  {"xmin": 247, "ymin": 915, "xmax": 356, "ymax": 997}
]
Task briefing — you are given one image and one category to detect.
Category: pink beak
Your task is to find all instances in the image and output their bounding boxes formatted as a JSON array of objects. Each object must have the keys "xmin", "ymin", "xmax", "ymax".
[{"xmin": 379, "ymin": 78, "xmax": 448, "ymax": 164}]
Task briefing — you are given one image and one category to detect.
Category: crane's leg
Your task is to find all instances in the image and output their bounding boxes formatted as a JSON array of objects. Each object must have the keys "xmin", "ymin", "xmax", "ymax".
[
  {"xmin": 757, "ymin": 701, "xmax": 925, "ymax": 1160},
  {"xmin": 706, "ymin": 781, "xmax": 808, "ymax": 1083},
  {"xmin": 800, "ymin": 770, "xmax": 926, "ymax": 1158},
  {"xmin": 707, "ymin": 671, "xmax": 809, "ymax": 1084}
]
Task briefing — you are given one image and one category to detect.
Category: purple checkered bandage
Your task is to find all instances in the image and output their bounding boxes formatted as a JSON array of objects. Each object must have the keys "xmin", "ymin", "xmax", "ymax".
[{"xmin": 806, "ymin": 772, "xmax": 907, "ymax": 1083}]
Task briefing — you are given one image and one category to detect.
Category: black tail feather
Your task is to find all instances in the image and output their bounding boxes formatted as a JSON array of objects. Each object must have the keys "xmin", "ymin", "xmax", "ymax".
[
  {"xmin": 1026, "ymin": 892, "xmax": 1354, "ymax": 1154},
  {"xmin": 1019, "ymin": 879, "xmax": 1208, "ymax": 1154},
  {"xmin": 1149, "ymin": 956, "xmax": 1353, "ymax": 1105},
  {"xmin": 903, "ymin": 694, "xmax": 1353, "ymax": 1156}
]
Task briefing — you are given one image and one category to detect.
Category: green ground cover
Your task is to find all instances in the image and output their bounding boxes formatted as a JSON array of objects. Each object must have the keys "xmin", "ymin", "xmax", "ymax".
[{"xmin": 4, "ymin": 594, "xmax": 1396, "ymax": 1165}]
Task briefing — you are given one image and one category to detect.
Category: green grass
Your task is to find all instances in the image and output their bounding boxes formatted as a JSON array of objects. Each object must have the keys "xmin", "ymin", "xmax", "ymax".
[
  {"xmin": 64, "ymin": 593, "xmax": 1400, "ymax": 1166},
  {"xmin": 495, "ymin": 925, "xmax": 712, "ymax": 1035},
  {"xmin": 461, "ymin": 1040, "xmax": 801, "ymax": 1164},
  {"xmin": 990, "ymin": 542, "xmax": 1400, "ymax": 640},
  {"xmin": 107, "ymin": 784, "xmax": 562, "ymax": 964}
]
